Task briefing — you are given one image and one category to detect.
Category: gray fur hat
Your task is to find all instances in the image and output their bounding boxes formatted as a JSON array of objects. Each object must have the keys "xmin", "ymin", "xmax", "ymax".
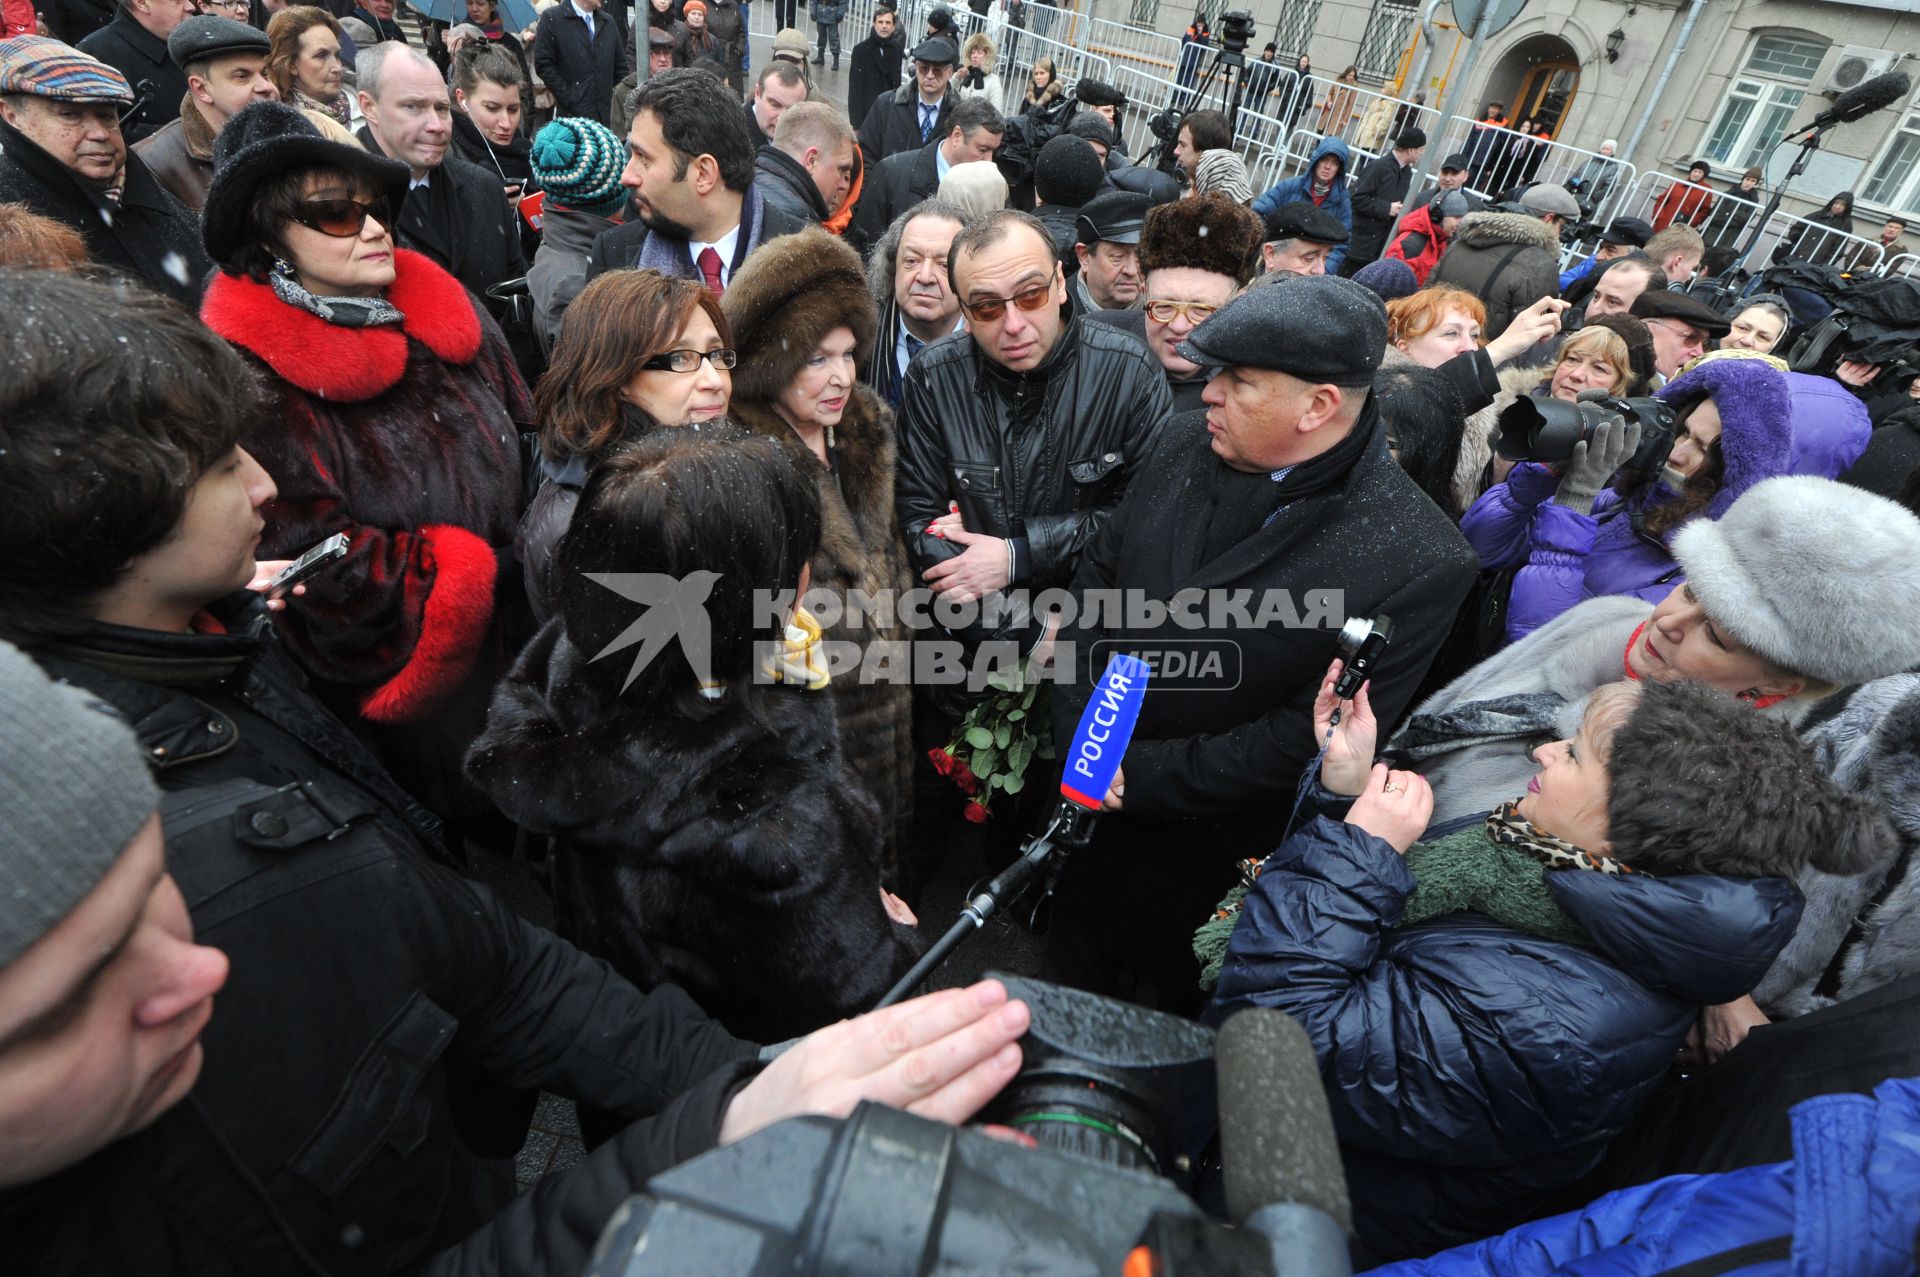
[
  {"xmin": 0, "ymin": 639, "xmax": 159, "ymax": 967},
  {"xmin": 1606, "ymin": 679, "xmax": 1888, "ymax": 880},
  {"xmin": 1671, "ymin": 476, "xmax": 1920, "ymax": 686}
]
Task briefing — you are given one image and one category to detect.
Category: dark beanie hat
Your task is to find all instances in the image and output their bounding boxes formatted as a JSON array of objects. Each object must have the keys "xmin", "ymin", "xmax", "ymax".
[
  {"xmin": 1395, "ymin": 126, "xmax": 1427, "ymax": 151},
  {"xmin": 1035, "ymin": 135, "xmax": 1105, "ymax": 209},
  {"xmin": 1352, "ymin": 256, "xmax": 1418, "ymax": 302},
  {"xmin": 1066, "ymin": 112, "xmax": 1117, "ymax": 151},
  {"xmin": 1603, "ymin": 679, "xmax": 1888, "ymax": 881}
]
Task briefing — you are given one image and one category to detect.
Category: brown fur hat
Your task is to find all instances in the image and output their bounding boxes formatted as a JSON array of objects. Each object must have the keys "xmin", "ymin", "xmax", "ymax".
[
  {"xmin": 722, "ymin": 227, "xmax": 879, "ymax": 405},
  {"xmin": 1138, "ymin": 194, "xmax": 1264, "ymax": 285}
]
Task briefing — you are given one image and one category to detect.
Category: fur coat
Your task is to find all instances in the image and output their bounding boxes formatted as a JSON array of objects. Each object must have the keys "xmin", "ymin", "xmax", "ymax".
[
  {"xmin": 1758, "ymin": 674, "xmax": 1920, "ymax": 1017},
  {"xmin": 466, "ymin": 622, "xmax": 925, "ymax": 1043},
  {"xmin": 1426, "ymin": 210, "xmax": 1563, "ymax": 341},
  {"xmin": 201, "ymin": 251, "xmax": 531, "ymax": 813},
  {"xmin": 721, "ymin": 228, "xmax": 915, "ymax": 872}
]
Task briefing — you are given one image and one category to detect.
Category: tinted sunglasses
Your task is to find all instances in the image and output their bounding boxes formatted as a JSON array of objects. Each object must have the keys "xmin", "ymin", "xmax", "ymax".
[
  {"xmin": 640, "ymin": 347, "xmax": 740, "ymax": 373},
  {"xmin": 959, "ymin": 282, "xmax": 1053, "ymax": 323},
  {"xmin": 290, "ymin": 195, "xmax": 393, "ymax": 238}
]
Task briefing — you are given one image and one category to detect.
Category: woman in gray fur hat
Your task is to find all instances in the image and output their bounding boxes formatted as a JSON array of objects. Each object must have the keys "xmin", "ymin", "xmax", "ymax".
[{"xmin": 1394, "ymin": 474, "xmax": 1920, "ymax": 828}]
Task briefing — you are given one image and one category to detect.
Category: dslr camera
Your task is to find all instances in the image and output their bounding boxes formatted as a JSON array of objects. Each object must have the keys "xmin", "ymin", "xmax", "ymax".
[{"xmin": 1495, "ymin": 392, "xmax": 1676, "ymax": 472}]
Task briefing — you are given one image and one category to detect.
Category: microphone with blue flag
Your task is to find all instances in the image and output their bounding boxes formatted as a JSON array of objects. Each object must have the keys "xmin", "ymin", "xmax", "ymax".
[{"xmin": 874, "ymin": 655, "xmax": 1153, "ymax": 1007}]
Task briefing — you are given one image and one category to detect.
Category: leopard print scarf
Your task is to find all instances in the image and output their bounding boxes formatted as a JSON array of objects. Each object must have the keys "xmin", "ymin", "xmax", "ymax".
[{"xmin": 1485, "ymin": 799, "xmax": 1643, "ymax": 876}]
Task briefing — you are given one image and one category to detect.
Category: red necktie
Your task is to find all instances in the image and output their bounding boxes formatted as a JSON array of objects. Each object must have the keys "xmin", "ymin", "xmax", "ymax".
[{"xmin": 697, "ymin": 246, "xmax": 725, "ymax": 297}]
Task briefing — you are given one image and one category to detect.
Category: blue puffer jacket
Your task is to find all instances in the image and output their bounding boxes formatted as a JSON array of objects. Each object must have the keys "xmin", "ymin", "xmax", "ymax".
[
  {"xmin": 1205, "ymin": 792, "xmax": 1804, "ymax": 1263},
  {"xmin": 1365, "ymin": 1076, "xmax": 1920, "ymax": 1276},
  {"xmin": 1252, "ymin": 135, "xmax": 1354, "ymax": 274}
]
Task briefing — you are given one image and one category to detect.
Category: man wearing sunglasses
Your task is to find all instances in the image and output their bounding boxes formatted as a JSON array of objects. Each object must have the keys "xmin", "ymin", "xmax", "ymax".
[
  {"xmin": 1044, "ymin": 274, "xmax": 1478, "ymax": 1013},
  {"xmin": 895, "ymin": 206, "xmax": 1171, "ymax": 673},
  {"xmin": 1084, "ymin": 194, "xmax": 1263, "ymax": 414},
  {"xmin": 0, "ymin": 34, "xmax": 209, "ymax": 303},
  {"xmin": 134, "ymin": 15, "xmax": 277, "ymax": 213}
]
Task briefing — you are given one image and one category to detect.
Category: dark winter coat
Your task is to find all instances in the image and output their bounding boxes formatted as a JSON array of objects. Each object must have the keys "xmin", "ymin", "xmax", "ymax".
[
  {"xmin": 0, "ymin": 116, "xmax": 208, "ymax": 304},
  {"xmin": 847, "ymin": 28, "xmax": 904, "ymax": 130},
  {"xmin": 517, "ymin": 403, "xmax": 657, "ymax": 623},
  {"xmin": 532, "ymin": 0, "xmax": 631, "ymax": 125},
  {"xmin": 527, "ymin": 200, "xmax": 617, "ymax": 354},
  {"xmin": 0, "ymin": 770, "xmax": 756, "ymax": 1277},
  {"xmin": 585, "ymin": 184, "xmax": 804, "ymax": 280},
  {"xmin": 894, "ymin": 314, "xmax": 1174, "ymax": 652},
  {"xmin": 77, "ymin": 9, "xmax": 186, "ymax": 141},
  {"xmin": 349, "ymin": 4, "xmax": 408, "ymax": 42},
  {"xmin": 1208, "ymin": 786, "xmax": 1804, "ymax": 1261},
  {"xmin": 1081, "ymin": 305, "xmax": 1208, "ymax": 413},
  {"xmin": 1346, "ymin": 148, "xmax": 1414, "ymax": 267},
  {"xmin": 1048, "ymin": 410, "xmax": 1478, "ymax": 1001},
  {"xmin": 467, "ymin": 622, "xmax": 926, "ymax": 1042},
  {"xmin": 39, "ymin": 0, "xmax": 113, "ymax": 44},
  {"xmin": 1840, "ymin": 406, "xmax": 1920, "ymax": 501},
  {"xmin": 131, "ymin": 93, "xmax": 214, "ymax": 213},
  {"xmin": 358, "ymin": 127, "xmax": 530, "ymax": 300},
  {"xmin": 450, "ymin": 108, "xmax": 536, "ymax": 193},
  {"xmin": 1700, "ymin": 183, "xmax": 1762, "ymax": 250},
  {"xmin": 672, "ymin": 20, "xmax": 730, "ymax": 81},
  {"xmin": 699, "ymin": 0, "xmax": 745, "ymax": 90},
  {"xmin": 1775, "ymin": 192, "xmax": 1856, "ymax": 267},
  {"xmin": 1033, "ymin": 199, "xmax": 1080, "ymax": 261},
  {"xmin": 200, "ymin": 250, "xmax": 531, "ymax": 814},
  {"xmin": 1250, "ymin": 134, "xmax": 1354, "ymax": 274},
  {"xmin": 1427, "ymin": 209, "xmax": 1563, "ymax": 340},
  {"xmin": 754, "ymin": 142, "xmax": 830, "ymax": 226},
  {"xmin": 853, "ymin": 137, "xmax": 938, "ymax": 245},
  {"xmin": 858, "ymin": 80, "xmax": 956, "ymax": 165}
]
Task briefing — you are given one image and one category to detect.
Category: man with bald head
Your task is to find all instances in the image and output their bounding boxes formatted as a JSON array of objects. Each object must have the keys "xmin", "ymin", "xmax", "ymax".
[{"xmin": 356, "ymin": 41, "xmax": 525, "ymax": 298}]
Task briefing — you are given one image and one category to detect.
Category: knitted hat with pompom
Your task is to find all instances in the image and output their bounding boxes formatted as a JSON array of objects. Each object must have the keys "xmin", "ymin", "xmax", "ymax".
[{"xmin": 531, "ymin": 117, "xmax": 628, "ymax": 218}]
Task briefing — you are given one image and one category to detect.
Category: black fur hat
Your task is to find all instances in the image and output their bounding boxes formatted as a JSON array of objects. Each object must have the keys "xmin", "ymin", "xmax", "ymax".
[
  {"xmin": 720, "ymin": 226, "xmax": 877, "ymax": 405},
  {"xmin": 1138, "ymin": 194, "xmax": 1263, "ymax": 285},
  {"xmin": 1074, "ymin": 79, "xmax": 1127, "ymax": 109},
  {"xmin": 1604, "ymin": 680, "xmax": 1890, "ymax": 881}
]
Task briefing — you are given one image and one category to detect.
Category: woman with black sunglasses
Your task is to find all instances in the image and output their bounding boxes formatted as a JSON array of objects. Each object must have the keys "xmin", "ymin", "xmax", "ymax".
[{"xmin": 199, "ymin": 101, "xmax": 533, "ymax": 829}]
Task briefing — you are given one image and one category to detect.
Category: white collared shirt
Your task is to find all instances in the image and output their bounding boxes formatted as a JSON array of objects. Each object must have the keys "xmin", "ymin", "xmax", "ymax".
[
  {"xmin": 570, "ymin": 0, "xmax": 595, "ymax": 35},
  {"xmin": 688, "ymin": 221, "xmax": 743, "ymax": 287}
]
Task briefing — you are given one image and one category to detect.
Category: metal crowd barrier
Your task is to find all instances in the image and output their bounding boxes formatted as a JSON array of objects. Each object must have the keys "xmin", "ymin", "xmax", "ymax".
[
  {"xmin": 1075, "ymin": 12, "xmax": 1185, "ymax": 75},
  {"xmin": 986, "ymin": 27, "xmax": 1116, "ymax": 121},
  {"xmin": 1885, "ymin": 253, "xmax": 1919, "ymax": 281},
  {"xmin": 1606, "ymin": 171, "xmax": 1889, "ymax": 276}
]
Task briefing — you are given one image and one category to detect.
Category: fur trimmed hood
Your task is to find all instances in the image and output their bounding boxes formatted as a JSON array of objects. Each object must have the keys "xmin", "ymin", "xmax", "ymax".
[
  {"xmin": 200, "ymin": 250, "xmax": 483, "ymax": 402},
  {"xmin": 1449, "ymin": 209, "xmax": 1561, "ymax": 254},
  {"xmin": 1671, "ymin": 476, "xmax": 1920, "ymax": 686},
  {"xmin": 1140, "ymin": 193, "xmax": 1262, "ymax": 282},
  {"xmin": 1656, "ymin": 354, "xmax": 1797, "ymax": 519},
  {"xmin": 722, "ymin": 227, "xmax": 878, "ymax": 405}
]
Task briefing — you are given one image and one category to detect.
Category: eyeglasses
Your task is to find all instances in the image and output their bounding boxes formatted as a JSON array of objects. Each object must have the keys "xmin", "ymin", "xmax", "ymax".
[
  {"xmin": 289, "ymin": 195, "xmax": 392, "ymax": 237},
  {"xmin": 1144, "ymin": 299, "xmax": 1218, "ymax": 326},
  {"xmin": 1644, "ymin": 318, "xmax": 1706, "ymax": 349},
  {"xmin": 205, "ymin": 0, "xmax": 250, "ymax": 10},
  {"xmin": 959, "ymin": 282, "xmax": 1053, "ymax": 323},
  {"xmin": 640, "ymin": 348, "xmax": 739, "ymax": 373}
]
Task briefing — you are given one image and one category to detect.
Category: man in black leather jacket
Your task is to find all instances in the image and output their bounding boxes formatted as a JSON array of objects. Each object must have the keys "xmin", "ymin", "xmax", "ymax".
[{"xmin": 894, "ymin": 208, "xmax": 1172, "ymax": 662}]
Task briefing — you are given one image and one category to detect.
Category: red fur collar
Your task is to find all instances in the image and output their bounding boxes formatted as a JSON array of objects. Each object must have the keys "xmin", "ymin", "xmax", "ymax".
[{"xmin": 200, "ymin": 250, "xmax": 482, "ymax": 403}]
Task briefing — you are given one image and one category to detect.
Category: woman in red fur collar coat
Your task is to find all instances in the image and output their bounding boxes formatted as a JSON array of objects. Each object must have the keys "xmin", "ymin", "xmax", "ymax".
[{"xmin": 198, "ymin": 103, "xmax": 531, "ymax": 819}]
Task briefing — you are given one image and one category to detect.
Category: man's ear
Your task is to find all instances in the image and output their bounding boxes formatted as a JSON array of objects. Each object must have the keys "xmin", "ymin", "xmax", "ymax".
[{"xmin": 356, "ymin": 89, "xmax": 376, "ymax": 122}]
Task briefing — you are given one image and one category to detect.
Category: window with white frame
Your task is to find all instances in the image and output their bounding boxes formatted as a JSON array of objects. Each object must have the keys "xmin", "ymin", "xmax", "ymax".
[
  {"xmin": 1862, "ymin": 96, "xmax": 1920, "ymax": 217},
  {"xmin": 1700, "ymin": 33, "xmax": 1828, "ymax": 171}
]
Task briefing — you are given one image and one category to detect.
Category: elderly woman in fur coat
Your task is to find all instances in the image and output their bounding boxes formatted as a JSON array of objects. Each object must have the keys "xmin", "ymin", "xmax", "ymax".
[
  {"xmin": 467, "ymin": 429, "xmax": 922, "ymax": 1044},
  {"xmin": 720, "ymin": 228, "xmax": 916, "ymax": 881},
  {"xmin": 198, "ymin": 103, "xmax": 529, "ymax": 822}
]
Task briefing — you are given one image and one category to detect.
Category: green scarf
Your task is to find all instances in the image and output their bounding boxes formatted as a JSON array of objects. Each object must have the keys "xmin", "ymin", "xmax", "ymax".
[{"xmin": 1193, "ymin": 807, "xmax": 1596, "ymax": 992}]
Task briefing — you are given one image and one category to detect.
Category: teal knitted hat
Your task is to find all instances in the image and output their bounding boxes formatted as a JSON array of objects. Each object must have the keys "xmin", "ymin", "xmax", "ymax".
[{"xmin": 531, "ymin": 117, "xmax": 628, "ymax": 218}]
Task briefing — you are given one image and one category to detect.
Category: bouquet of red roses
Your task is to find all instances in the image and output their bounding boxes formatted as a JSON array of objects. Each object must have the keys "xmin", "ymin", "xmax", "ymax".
[{"xmin": 928, "ymin": 665, "xmax": 1055, "ymax": 823}]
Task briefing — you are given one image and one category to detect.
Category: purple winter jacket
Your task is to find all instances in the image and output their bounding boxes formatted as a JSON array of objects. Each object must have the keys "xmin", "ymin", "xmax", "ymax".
[{"xmin": 1461, "ymin": 463, "xmax": 1680, "ymax": 643}]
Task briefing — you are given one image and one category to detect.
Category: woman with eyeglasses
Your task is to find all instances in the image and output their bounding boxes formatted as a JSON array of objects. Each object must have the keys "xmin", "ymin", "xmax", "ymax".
[
  {"xmin": 199, "ymin": 102, "xmax": 532, "ymax": 823},
  {"xmin": 519, "ymin": 267, "xmax": 733, "ymax": 624},
  {"xmin": 721, "ymin": 227, "xmax": 916, "ymax": 888},
  {"xmin": 265, "ymin": 5, "xmax": 353, "ymax": 127},
  {"xmin": 1083, "ymin": 194, "xmax": 1264, "ymax": 414}
]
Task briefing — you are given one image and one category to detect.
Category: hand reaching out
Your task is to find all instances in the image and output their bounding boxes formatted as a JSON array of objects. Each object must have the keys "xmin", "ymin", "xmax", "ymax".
[{"xmin": 1312, "ymin": 658, "xmax": 1377, "ymax": 797}]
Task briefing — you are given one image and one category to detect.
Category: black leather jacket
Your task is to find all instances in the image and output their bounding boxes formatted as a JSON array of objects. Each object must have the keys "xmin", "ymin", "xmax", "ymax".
[{"xmin": 894, "ymin": 312, "xmax": 1172, "ymax": 647}]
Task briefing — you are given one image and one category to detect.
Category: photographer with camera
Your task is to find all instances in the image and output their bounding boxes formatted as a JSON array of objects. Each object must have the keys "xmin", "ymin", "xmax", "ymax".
[{"xmin": 1460, "ymin": 352, "xmax": 1798, "ymax": 646}]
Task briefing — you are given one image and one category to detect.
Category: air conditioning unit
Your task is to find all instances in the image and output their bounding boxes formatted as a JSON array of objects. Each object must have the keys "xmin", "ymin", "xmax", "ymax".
[{"xmin": 1822, "ymin": 47, "xmax": 1899, "ymax": 96}]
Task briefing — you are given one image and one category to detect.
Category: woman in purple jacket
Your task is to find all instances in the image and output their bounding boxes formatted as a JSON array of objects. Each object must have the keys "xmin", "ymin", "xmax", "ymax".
[{"xmin": 1462, "ymin": 350, "xmax": 1796, "ymax": 645}]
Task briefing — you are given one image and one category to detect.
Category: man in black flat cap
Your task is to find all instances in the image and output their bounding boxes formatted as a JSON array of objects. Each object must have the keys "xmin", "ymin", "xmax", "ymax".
[
  {"xmin": 857, "ymin": 35, "xmax": 957, "ymax": 165},
  {"xmin": 134, "ymin": 14, "xmax": 277, "ymax": 212},
  {"xmin": 1044, "ymin": 273, "xmax": 1478, "ymax": 1013},
  {"xmin": 1344, "ymin": 125, "xmax": 1426, "ymax": 275},
  {"xmin": 1068, "ymin": 188, "xmax": 1147, "ymax": 313},
  {"xmin": 1407, "ymin": 149, "xmax": 1481, "ymax": 215},
  {"xmin": 1259, "ymin": 199, "xmax": 1348, "ymax": 276},
  {"xmin": 1632, "ymin": 289, "xmax": 1732, "ymax": 384}
]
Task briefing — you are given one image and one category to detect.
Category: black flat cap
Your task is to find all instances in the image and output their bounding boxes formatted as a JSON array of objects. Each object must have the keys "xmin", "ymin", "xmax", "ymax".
[
  {"xmin": 1440, "ymin": 151, "xmax": 1469, "ymax": 172},
  {"xmin": 1261, "ymin": 199, "xmax": 1348, "ymax": 246},
  {"xmin": 1599, "ymin": 216, "xmax": 1654, "ymax": 247},
  {"xmin": 910, "ymin": 36, "xmax": 957, "ymax": 64},
  {"xmin": 1631, "ymin": 289, "xmax": 1733, "ymax": 337},
  {"xmin": 167, "ymin": 14, "xmax": 271, "ymax": 68},
  {"xmin": 1176, "ymin": 274, "xmax": 1386, "ymax": 386},
  {"xmin": 1075, "ymin": 190, "xmax": 1149, "ymax": 247}
]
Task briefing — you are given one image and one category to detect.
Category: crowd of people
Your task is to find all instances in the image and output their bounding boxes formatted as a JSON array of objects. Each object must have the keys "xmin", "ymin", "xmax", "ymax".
[{"xmin": 4, "ymin": 2, "xmax": 1920, "ymax": 1271}]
